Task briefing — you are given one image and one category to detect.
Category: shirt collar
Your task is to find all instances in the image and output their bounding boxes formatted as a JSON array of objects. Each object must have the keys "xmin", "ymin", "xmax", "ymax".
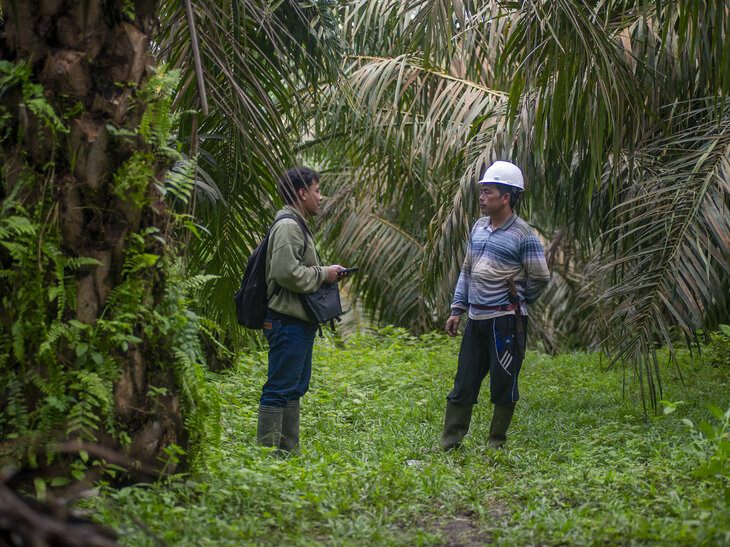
[
  {"xmin": 485, "ymin": 213, "xmax": 517, "ymax": 232},
  {"xmin": 281, "ymin": 205, "xmax": 314, "ymax": 235}
]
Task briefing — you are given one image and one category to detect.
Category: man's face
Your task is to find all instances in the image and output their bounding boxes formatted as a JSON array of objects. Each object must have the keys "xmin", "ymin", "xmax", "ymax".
[
  {"xmin": 298, "ymin": 180, "xmax": 322, "ymax": 217},
  {"xmin": 479, "ymin": 183, "xmax": 509, "ymax": 216}
]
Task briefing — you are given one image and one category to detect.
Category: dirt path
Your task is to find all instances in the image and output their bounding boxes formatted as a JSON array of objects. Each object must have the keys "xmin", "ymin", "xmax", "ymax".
[{"xmin": 405, "ymin": 500, "xmax": 511, "ymax": 546}]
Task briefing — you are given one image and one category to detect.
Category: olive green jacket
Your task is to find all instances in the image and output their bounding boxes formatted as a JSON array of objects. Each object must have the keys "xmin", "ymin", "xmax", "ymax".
[{"xmin": 265, "ymin": 205, "xmax": 327, "ymax": 321}]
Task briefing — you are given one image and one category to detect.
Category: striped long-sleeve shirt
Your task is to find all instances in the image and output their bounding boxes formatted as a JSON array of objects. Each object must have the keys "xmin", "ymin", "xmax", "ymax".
[{"xmin": 451, "ymin": 214, "xmax": 550, "ymax": 320}]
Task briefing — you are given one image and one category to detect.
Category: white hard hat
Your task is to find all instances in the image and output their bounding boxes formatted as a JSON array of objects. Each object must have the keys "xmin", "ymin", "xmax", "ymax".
[{"xmin": 477, "ymin": 161, "xmax": 524, "ymax": 190}]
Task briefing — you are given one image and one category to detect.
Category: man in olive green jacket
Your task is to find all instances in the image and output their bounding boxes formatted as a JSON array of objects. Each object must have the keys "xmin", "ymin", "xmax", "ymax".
[{"xmin": 257, "ymin": 166, "xmax": 344, "ymax": 454}]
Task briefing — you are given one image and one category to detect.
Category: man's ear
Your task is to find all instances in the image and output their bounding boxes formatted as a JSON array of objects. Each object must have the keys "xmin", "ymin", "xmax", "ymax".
[{"xmin": 297, "ymin": 187, "xmax": 308, "ymax": 201}]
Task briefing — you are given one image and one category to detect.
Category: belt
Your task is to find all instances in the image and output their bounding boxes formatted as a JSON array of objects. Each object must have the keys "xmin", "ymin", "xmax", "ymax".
[
  {"xmin": 471, "ymin": 303, "xmax": 520, "ymax": 311},
  {"xmin": 267, "ymin": 308, "xmax": 316, "ymax": 327}
]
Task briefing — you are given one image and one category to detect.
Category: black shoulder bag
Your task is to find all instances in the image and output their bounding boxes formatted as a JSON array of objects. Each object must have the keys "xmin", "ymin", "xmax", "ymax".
[
  {"xmin": 277, "ymin": 216, "xmax": 344, "ymax": 331},
  {"xmin": 301, "ymin": 280, "xmax": 343, "ymax": 329}
]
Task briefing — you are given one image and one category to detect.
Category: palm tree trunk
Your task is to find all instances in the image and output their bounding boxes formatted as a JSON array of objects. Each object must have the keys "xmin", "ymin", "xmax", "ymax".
[{"xmin": 1, "ymin": 0, "xmax": 187, "ymax": 471}]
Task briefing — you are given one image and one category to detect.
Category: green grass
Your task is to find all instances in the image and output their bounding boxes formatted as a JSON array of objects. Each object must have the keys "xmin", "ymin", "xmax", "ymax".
[{"xmin": 90, "ymin": 328, "xmax": 730, "ymax": 545}]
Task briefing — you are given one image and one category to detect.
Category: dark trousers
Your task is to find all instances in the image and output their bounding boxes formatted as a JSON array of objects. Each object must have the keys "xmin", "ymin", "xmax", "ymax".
[
  {"xmin": 260, "ymin": 317, "xmax": 317, "ymax": 407},
  {"xmin": 447, "ymin": 315, "xmax": 528, "ymax": 406}
]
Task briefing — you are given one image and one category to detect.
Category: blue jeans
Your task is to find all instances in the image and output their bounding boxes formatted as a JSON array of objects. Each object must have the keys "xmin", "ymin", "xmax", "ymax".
[{"xmin": 260, "ymin": 317, "xmax": 318, "ymax": 407}]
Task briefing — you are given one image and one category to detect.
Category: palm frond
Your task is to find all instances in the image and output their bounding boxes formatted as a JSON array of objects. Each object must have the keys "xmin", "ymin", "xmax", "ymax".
[
  {"xmin": 319, "ymin": 189, "xmax": 426, "ymax": 330},
  {"xmin": 582, "ymin": 105, "xmax": 730, "ymax": 407},
  {"xmin": 156, "ymin": 0, "xmax": 344, "ymax": 341},
  {"xmin": 315, "ymin": 0, "xmax": 730, "ymax": 412}
]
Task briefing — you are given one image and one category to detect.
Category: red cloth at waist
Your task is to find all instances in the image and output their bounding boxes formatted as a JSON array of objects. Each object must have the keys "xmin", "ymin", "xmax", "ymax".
[{"xmin": 471, "ymin": 303, "xmax": 520, "ymax": 311}]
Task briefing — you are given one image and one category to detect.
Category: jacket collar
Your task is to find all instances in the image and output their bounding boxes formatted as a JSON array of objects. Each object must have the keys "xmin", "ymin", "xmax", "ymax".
[{"xmin": 279, "ymin": 205, "xmax": 314, "ymax": 235}]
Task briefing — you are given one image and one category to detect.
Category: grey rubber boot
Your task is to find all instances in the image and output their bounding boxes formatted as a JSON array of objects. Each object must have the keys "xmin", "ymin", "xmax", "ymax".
[
  {"xmin": 280, "ymin": 399, "xmax": 301, "ymax": 455},
  {"xmin": 256, "ymin": 405, "xmax": 283, "ymax": 448},
  {"xmin": 439, "ymin": 401, "xmax": 473, "ymax": 451},
  {"xmin": 487, "ymin": 402, "xmax": 516, "ymax": 449}
]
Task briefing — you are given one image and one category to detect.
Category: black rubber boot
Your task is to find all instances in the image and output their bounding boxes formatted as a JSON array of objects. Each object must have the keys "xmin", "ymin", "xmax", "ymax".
[
  {"xmin": 439, "ymin": 401, "xmax": 473, "ymax": 451},
  {"xmin": 256, "ymin": 405, "xmax": 283, "ymax": 448},
  {"xmin": 487, "ymin": 402, "xmax": 516, "ymax": 449},
  {"xmin": 280, "ymin": 399, "xmax": 301, "ymax": 455}
]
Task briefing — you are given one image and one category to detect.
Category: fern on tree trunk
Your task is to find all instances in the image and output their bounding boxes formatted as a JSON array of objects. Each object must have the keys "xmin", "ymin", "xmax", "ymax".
[{"xmin": 0, "ymin": 0, "xmax": 216, "ymax": 478}]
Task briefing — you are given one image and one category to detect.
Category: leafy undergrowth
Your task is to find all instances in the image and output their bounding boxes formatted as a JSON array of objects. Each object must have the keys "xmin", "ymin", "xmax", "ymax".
[{"xmin": 90, "ymin": 328, "xmax": 730, "ymax": 545}]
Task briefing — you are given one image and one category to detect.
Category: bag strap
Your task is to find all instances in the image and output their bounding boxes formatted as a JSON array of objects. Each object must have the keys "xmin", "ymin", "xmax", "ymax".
[
  {"xmin": 269, "ymin": 213, "xmax": 315, "ymax": 297},
  {"xmin": 272, "ymin": 214, "xmax": 309, "ymax": 255},
  {"xmin": 271, "ymin": 215, "xmax": 339, "ymax": 337}
]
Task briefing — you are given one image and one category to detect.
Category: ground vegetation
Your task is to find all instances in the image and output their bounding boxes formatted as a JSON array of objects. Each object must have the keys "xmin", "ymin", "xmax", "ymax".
[{"xmin": 89, "ymin": 328, "xmax": 730, "ymax": 545}]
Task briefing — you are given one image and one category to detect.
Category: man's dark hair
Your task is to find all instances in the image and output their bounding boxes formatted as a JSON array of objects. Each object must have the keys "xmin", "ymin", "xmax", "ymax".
[
  {"xmin": 277, "ymin": 166, "xmax": 319, "ymax": 205},
  {"xmin": 494, "ymin": 183, "xmax": 521, "ymax": 209}
]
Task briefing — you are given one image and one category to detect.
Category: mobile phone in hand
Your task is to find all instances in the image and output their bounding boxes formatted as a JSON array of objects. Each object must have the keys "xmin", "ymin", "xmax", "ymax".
[{"xmin": 338, "ymin": 267, "xmax": 359, "ymax": 275}]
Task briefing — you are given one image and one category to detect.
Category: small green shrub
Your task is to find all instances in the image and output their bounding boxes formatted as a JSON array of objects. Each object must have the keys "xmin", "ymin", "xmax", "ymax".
[{"xmin": 683, "ymin": 404, "xmax": 730, "ymax": 512}]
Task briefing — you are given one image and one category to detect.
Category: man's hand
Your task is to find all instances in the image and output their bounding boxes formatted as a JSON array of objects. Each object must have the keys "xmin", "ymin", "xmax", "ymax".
[
  {"xmin": 325, "ymin": 265, "xmax": 343, "ymax": 284},
  {"xmin": 445, "ymin": 314, "xmax": 461, "ymax": 337}
]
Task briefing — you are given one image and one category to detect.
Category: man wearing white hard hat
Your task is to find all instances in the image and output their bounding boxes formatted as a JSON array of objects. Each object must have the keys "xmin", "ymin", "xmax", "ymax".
[{"xmin": 440, "ymin": 160, "xmax": 550, "ymax": 450}]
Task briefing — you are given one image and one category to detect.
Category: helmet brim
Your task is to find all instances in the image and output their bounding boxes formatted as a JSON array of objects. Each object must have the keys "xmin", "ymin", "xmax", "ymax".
[{"xmin": 477, "ymin": 178, "xmax": 524, "ymax": 190}]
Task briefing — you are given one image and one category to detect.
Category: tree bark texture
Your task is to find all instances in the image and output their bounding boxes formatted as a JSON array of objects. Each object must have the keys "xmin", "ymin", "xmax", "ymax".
[{"xmin": 0, "ymin": 0, "xmax": 187, "ymax": 473}]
